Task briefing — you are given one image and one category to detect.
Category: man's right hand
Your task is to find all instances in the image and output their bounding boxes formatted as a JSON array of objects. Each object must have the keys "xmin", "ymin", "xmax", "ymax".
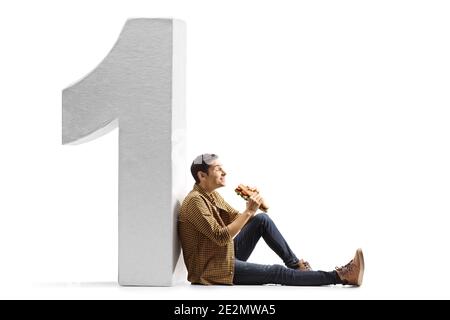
[
  {"xmin": 228, "ymin": 194, "xmax": 263, "ymax": 238},
  {"xmin": 246, "ymin": 194, "xmax": 263, "ymax": 214}
]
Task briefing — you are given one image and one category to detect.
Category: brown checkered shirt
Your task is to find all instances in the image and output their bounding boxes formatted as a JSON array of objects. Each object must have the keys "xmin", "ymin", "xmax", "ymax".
[{"xmin": 178, "ymin": 184, "xmax": 240, "ymax": 285}]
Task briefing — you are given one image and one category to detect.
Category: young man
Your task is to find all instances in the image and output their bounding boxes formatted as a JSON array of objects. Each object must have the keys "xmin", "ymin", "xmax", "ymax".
[{"xmin": 178, "ymin": 153, "xmax": 364, "ymax": 286}]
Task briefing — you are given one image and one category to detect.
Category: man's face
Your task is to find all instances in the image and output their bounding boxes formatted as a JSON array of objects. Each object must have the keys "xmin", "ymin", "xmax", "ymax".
[{"xmin": 203, "ymin": 159, "xmax": 227, "ymax": 190}]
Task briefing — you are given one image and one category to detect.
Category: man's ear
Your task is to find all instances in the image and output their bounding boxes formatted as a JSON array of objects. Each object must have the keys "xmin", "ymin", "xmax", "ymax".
[{"xmin": 197, "ymin": 171, "xmax": 207, "ymax": 181}]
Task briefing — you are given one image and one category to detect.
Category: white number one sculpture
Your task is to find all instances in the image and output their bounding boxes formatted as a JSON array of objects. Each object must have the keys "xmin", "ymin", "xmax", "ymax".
[{"xmin": 62, "ymin": 19, "xmax": 186, "ymax": 286}]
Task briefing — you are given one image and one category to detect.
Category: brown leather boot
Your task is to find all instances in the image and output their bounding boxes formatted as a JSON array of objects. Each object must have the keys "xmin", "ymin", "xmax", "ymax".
[
  {"xmin": 335, "ymin": 248, "xmax": 365, "ymax": 286},
  {"xmin": 297, "ymin": 259, "xmax": 312, "ymax": 271}
]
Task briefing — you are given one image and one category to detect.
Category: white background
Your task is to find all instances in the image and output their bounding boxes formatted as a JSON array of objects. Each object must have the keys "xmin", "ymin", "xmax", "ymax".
[{"xmin": 1, "ymin": 0, "xmax": 449, "ymax": 299}]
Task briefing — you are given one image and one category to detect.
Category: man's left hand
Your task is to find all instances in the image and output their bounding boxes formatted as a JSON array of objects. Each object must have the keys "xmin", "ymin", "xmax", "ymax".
[{"xmin": 253, "ymin": 187, "xmax": 270, "ymax": 211}]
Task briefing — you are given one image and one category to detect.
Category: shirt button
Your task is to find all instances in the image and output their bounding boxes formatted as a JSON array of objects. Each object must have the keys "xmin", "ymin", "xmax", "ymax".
[{"xmin": 230, "ymin": 271, "xmax": 233, "ymax": 275}]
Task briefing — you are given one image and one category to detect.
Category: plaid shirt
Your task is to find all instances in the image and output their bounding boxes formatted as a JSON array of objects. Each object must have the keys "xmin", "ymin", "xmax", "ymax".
[{"xmin": 178, "ymin": 184, "xmax": 240, "ymax": 285}]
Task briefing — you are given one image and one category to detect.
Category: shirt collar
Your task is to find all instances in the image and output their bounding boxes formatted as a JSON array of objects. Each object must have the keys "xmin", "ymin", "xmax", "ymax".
[{"xmin": 193, "ymin": 184, "xmax": 216, "ymax": 203}]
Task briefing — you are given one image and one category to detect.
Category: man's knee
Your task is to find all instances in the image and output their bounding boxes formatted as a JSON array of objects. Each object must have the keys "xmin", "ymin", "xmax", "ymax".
[{"xmin": 254, "ymin": 212, "xmax": 271, "ymax": 224}]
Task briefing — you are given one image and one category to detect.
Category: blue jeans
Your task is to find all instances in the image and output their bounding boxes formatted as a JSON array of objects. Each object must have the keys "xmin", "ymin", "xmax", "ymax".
[{"xmin": 232, "ymin": 213, "xmax": 341, "ymax": 286}]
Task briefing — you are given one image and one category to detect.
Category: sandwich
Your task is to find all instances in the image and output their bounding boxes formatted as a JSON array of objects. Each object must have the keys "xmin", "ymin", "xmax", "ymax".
[{"xmin": 235, "ymin": 184, "xmax": 269, "ymax": 212}]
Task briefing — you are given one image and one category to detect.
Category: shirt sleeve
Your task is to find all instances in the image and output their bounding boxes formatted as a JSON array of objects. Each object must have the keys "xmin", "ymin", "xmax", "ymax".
[
  {"xmin": 214, "ymin": 191, "xmax": 240, "ymax": 224},
  {"xmin": 222, "ymin": 198, "xmax": 239, "ymax": 223},
  {"xmin": 184, "ymin": 196, "xmax": 232, "ymax": 246}
]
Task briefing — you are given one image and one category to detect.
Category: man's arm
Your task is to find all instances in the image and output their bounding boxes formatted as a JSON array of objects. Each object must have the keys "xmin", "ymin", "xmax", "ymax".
[
  {"xmin": 226, "ymin": 194, "xmax": 262, "ymax": 238},
  {"xmin": 184, "ymin": 197, "xmax": 234, "ymax": 246}
]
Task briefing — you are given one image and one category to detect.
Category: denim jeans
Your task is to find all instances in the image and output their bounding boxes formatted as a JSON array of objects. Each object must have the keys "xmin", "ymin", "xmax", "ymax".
[{"xmin": 232, "ymin": 213, "xmax": 341, "ymax": 286}]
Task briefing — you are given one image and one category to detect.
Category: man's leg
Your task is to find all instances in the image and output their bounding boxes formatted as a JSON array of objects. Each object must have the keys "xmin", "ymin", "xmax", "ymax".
[
  {"xmin": 233, "ymin": 259, "xmax": 341, "ymax": 286},
  {"xmin": 234, "ymin": 213, "xmax": 300, "ymax": 269}
]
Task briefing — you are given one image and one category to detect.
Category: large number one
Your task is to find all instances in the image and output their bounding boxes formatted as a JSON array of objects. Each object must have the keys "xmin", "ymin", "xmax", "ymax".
[{"xmin": 62, "ymin": 19, "xmax": 186, "ymax": 286}]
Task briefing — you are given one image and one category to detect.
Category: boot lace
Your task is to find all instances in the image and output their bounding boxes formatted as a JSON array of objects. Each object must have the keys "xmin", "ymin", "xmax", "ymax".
[
  {"xmin": 335, "ymin": 259, "xmax": 354, "ymax": 272},
  {"xmin": 299, "ymin": 260, "xmax": 312, "ymax": 271}
]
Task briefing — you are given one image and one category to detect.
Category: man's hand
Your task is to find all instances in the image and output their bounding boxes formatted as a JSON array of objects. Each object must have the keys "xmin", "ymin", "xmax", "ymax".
[
  {"xmin": 235, "ymin": 184, "xmax": 270, "ymax": 212},
  {"xmin": 249, "ymin": 188, "xmax": 270, "ymax": 212},
  {"xmin": 255, "ymin": 188, "xmax": 270, "ymax": 211},
  {"xmin": 252, "ymin": 188, "xmax": 270, "ymax": 212},
  {"xmin": 246, "ymin": 194, "xmax": 263, "ymax": 214}
]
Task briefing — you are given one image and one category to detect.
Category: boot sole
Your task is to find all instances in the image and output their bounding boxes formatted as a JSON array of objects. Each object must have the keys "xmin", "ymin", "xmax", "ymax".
[{"xmin": 356, "ymin": 248, "xmax": 364, "ymax": 286}]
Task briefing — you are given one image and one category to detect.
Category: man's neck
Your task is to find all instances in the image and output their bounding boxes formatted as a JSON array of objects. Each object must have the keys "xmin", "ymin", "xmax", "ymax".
[{"xmin": 198, "ymin": 182, "xmax": 215, "ymax": 194}]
